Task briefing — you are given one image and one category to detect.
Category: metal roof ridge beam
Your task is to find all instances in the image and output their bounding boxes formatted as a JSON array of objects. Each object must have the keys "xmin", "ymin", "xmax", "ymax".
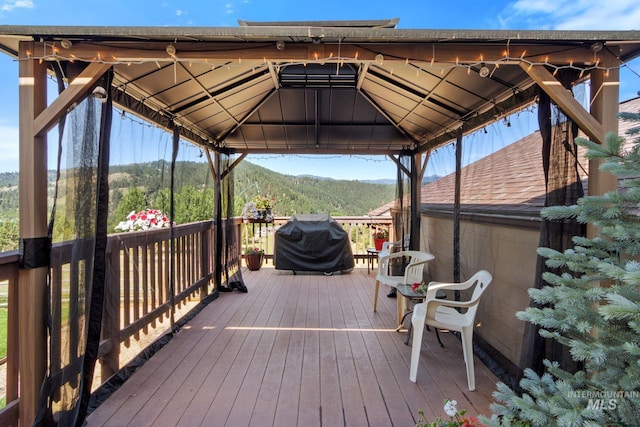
[
  {"xmin": 357, "ymin": 89, "xmax": 421, "ymax": 148},
  {"xmin": 356, "ymin": 63, "xmax": 369, "ymax": 90},
  {"xmin": 111, "ymin": 87, "xmax": 212, "ymax": 148},
  {"xmin": 266, "ymin": 62, "xmax": 280, "ymax": 88},
  {"xmin": 216, "ymin": 88, "xmax": 278, "ymax": 143}
]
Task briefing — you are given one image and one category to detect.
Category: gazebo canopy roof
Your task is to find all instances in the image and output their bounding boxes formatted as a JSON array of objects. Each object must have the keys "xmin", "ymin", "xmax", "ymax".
[{"xmin": 1, "ymin": 20, "xmax": 639, "ymax": 155}]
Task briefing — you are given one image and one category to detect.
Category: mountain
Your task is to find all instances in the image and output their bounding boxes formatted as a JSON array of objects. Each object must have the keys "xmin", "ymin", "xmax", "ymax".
[
  {"xmin": 230, "ymin": 161, "xmax": 396, "ymax": 216},
  {"xmin": 1, "ymin": 161, "xmax": 398, "ymax": 251},
  {"xmin": 0, "ymin": 160, "xmax": 396, "ymax": 223}
]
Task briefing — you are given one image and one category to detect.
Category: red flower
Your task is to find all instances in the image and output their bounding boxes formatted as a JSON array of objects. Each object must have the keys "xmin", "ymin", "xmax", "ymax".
[
  {"xmin": 411, "ymin": 282, "xmax": 420, "ymax": 291},
  {"xmin": 115, "ymin": 209, "xmax": 172, "ymax": 232},
  {"xmin": 461, "ymin": 416, "xmax": 485, "ymax": 427}
]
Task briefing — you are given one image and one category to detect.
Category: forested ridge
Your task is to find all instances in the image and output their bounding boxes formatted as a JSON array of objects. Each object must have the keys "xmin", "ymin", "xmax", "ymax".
[{"xmin": 0, "ymin": 161, "xmax": 396, "ymax": 251}]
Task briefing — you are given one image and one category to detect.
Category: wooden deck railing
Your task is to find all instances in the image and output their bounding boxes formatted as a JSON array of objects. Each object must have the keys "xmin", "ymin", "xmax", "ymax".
[
  {"xmin": 0, "ymin": 215, "xmax": 390, "ymax": 425},
  {"xmin": 242, "ymin": 215, "xmax": 393, "ymax": 265},
  {"xmin": 0, "ymin": 250, "xmax": 19, "ymax": 427},
  {"xmin": 98, "ymin": 219, "xmax": 234, "ymax": 381}
]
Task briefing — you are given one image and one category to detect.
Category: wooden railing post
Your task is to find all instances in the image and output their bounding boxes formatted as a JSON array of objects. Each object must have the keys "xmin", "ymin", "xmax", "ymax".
[
  {"xmin": 0, "ymin": 254, "xmax": 20, "ymax": 426},
  {"xmin": 101, "ymin": 240, "xmax": 121, "ymax": 380},
  {"xmin": 200, "ymin": 224, "xmax": 209, "ymax": 299},
  {"xmin": 6, "ymin": 266, "xmax": 19, "ymax": 410}
]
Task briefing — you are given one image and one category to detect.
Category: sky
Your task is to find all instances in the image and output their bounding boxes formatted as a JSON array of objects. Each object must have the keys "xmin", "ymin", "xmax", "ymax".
[{"xmin": 0, "ymin": 0, "xmax": 639, "ymax": 179}]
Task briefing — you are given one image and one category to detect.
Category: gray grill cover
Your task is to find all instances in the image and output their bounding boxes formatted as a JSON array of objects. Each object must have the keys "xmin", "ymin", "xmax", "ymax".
[{"xmin": 274, "ymin": 214, "xmax": 355, "ymax": 273}]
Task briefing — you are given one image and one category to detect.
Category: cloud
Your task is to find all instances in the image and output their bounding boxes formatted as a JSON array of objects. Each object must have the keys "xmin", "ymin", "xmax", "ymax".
[
  {"xmin": 176, "ymin": 9, "xmax": 186, "ymax": 17},
  {"xmin": 226, "ymin": 2, "xmax": 234, "ymax": 14},
  {"xmin": 1, "ymin": 0, "xmax": 34, "ymax": 12},
  {"xmin": 500, "ymin": 0, "xmax": 640, "ymax": 30}
]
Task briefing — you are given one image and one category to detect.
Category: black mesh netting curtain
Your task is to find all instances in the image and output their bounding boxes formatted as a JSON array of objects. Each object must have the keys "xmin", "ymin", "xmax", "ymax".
[
  {"xmin": 30, "ymin": 66, "xmax": 245, "ymax": 425},
  {"xmin": 34, "ymin": 69, "xmax": 113, "ymax": 426},
  {"xmin": 217, "ymin": 152, "xmax": 245, "ymax": 292},
  {"xmin": 518, "ymin": 71, "xmax": 586, "ymax": 384},
  {"xmin": 394, "ymin": 151, "xmax": 415, "ymax": 250}
]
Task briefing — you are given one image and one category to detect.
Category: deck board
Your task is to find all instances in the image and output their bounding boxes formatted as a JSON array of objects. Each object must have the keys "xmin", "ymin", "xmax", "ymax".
[{"xmin": 86, "ymin": 267, "xmax": 500, "ymax": 426}]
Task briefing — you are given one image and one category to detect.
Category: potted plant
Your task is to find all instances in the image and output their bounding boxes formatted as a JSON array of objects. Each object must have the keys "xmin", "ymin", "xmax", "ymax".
[
  {"xmin": 253, "ymin": 195, "xmax": 273, "ymax": 220},
  {"xmin": 416, "ymin": 399, "xmax": 484, "ymax": 427},
  {"xmin": 244, "ymin": 247, "xmax": 264, "ymax": 271},
  {"xmin": 114, "ymin": 208, "xmax": 172, "ymax": 232},
  {"xmin": 389, "ymin": 255, "xmax": 406, "ymax": 276},
  {"xmin": 373, "ymin": 227, "xmax": 389, "ymax": 251},
  {"xmin": 242, "ymin": 195, "xmax": 275, "ymax": 222}
]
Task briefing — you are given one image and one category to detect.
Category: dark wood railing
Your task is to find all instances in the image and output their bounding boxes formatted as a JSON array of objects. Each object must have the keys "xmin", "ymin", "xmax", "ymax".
[
  {"xmin": 0, "ymin": 250, "xmax": 19, "ymax": 427},
  {"xmin": 242, "ymin": 215, "xmax": 393, "ymax": 265},
  {"xmin": 0, "ymin": 215, "xmax": 390, "ymax": 426},
  {"xmin": 98, "ymin": 219, "xmax": 235, "ymax": 381}
]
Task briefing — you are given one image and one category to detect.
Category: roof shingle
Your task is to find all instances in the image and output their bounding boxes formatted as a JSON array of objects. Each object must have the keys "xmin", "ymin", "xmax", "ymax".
[{"xmin": 421, "ymin": 97, "xmax": 640, "ymax": 215}]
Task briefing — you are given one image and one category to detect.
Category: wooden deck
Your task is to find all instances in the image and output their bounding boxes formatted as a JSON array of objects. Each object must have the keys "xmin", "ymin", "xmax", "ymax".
[{"xmin": 85, "ymin": 266, "xmax": 499, "ymax": 426}]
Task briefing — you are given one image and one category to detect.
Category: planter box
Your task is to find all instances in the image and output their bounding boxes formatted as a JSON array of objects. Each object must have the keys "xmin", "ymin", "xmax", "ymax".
[
  {"xmin": 374, "ymin": 238, "xmax": 387, "ymax": 251},
  {"xmin": 245, "ymin": 253, "xmax": 263, "ymax": 271}
]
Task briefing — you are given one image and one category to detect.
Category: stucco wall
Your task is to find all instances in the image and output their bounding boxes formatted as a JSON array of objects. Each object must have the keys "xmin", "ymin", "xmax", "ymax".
[{"xmin": 420, "ymin": 213, "xmax": 539, "ymax": 373}]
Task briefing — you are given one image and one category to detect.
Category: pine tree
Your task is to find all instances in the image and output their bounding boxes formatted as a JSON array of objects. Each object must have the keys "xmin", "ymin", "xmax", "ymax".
[{"xmin": 484, "ymin": 112, "xmax": 640, "ymax": 426}]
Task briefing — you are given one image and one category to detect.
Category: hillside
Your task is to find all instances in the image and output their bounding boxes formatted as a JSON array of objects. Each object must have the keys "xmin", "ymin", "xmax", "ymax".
[
  {"xmin": 0, "ymin": 161, "xmax": 396, "ymax": 250},
  {"xmin": 105, "ymin": 160, "xmax": 396, "ymax": 216},
  {"xmin": 232, "ymin": 161, "xmax": 396, "ymax": 216}
]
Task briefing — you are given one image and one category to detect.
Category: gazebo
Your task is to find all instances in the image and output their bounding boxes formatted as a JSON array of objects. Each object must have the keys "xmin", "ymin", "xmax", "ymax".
[{"xmin": 1, "ymin": 19, "xmax": 639, "ymax": 425}]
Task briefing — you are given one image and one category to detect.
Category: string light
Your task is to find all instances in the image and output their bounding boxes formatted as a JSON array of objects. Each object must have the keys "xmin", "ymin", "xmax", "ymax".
[{"xmin": 19, "ymin": 41, "xmax": 631, "ymax": 86}]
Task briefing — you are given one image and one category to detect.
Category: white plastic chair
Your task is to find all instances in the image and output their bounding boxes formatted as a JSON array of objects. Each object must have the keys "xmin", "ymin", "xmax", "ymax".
[
  {"xmin": 409, "ymin": 270, "xmax": 492, "ymax": 391},
  {"xmin": 373, "ymin": 250, "xmax": 434, "ymax": 328},
  {"xmin": 378, "ymin": 234, "xmax": 410, "ymax": 259}
]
